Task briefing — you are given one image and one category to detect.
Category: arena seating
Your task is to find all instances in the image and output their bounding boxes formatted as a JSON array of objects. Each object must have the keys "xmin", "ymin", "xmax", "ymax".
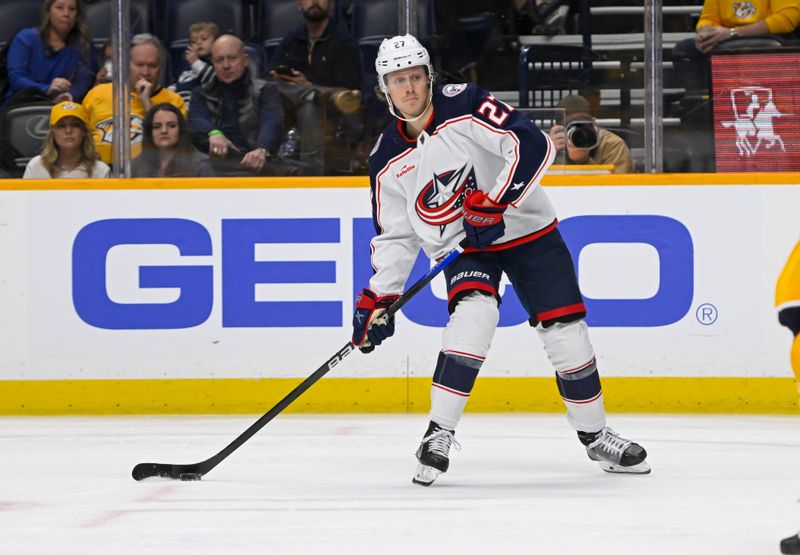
[
  {"xmin": 164, "ymin": 0, "xmax": 251, "ymax": 48},
  {"xmin": 0, "ymin": 0, "xmax": 41, "ymax": 50},
  {"xmin": 84, "ymin": 0, "xmax": 154, "ymax": 48},
  {"xmin": 0, "ymin": 102, "xmax": 53, "ymax": 177},
  {"xmin": 256, "ymin": 0, "xmax": 305, "ymax": 62}
]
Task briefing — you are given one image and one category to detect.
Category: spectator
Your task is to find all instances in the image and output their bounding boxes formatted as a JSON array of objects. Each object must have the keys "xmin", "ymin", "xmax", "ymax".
[
  {"xmin": 82, "ymin": 33, "xmax": 187, "ymax": 166},
  {"xmin": 269, "ymin": 0, "xmax": 362, "ymax": 175},
  {"xmin": 93, "ymin": 41, "xmax": 113, "ymax": 85},
  {"xmin": 547, "ymin": 94, "xmax": 634, "ymax": 174},
  {"xmin": 171, "ymin": 21, "xmax": 219, "ymax": 105},
  {"xmin": 672, "ymin": 0, "xmax": 800, "ymax": 93},
  {"xmin": 2, "ymin": 0, "xmax": 96, "ymax": 108},
  {"xmin": 189, "ymin": 34, "xmax": 286, "ymax": 176},
  {"xmin": 23, "ymin": 100, "xmax": 109, "ymax": 178},
  {"xmin": 132, "ymin": 103, "xmax": 213, "ymax": 178}
]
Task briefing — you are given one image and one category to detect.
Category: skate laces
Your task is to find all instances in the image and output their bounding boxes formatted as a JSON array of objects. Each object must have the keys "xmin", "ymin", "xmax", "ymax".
[
  {"xmin": 587, "ymin": 427, "xmax": 631, "ymax": 460},
  {"xmin": 422, "ymin": 429, "xmax": 461, "ymax": 457}
]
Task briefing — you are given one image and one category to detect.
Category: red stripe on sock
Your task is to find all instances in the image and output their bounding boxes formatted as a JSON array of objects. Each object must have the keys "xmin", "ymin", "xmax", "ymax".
[{"xmin": 432, "ymin": 383, "xmax": 471, "ymax": 397}]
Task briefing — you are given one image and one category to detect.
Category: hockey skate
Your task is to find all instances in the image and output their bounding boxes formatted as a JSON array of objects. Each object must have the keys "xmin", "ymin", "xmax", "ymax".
[
  {"xmin": 781, "ymin": 531, "xmax": 800, "ymax": 554},
  {"xmin": 412, "ymin": 421, "xmax": 460, "ymax": 486},
  {"xmin": 578, "ymin": 427, "xmax": 650, "ymax": 474}
]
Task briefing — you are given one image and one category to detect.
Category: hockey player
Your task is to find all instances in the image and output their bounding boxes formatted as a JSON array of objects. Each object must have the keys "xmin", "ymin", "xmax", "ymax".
[
  {"xmin": 777, "ymin": 240, "xmax": 800, "ymax": 554},
  {"xmin": 351, "ymin": 34, "xmax": 650, "ymax": 486}
]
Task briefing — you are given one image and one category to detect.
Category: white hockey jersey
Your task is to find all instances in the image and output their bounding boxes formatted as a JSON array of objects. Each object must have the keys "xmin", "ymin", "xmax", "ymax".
[{"xmin": 367, "ymin": 82, "xmax": 557, "ymax": 297}]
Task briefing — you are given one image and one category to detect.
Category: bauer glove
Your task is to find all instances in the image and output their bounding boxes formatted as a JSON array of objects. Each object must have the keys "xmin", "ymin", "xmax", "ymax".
[
  {"xmin": 462, "ymin": 190, "xmax": 507, "ymax": 250},
  {"xmin": 352, "ymin": 288, "xmax": 400, "ymax": 353}
]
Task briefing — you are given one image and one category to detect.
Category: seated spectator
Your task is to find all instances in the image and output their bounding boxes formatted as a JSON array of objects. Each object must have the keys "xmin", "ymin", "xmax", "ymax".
[
  {"xmin": 269, "ymin": 0, "xmax": 362, "ymax": 175},
  {"xmin": 23, "ymin": 100, "xmax": 109, "ymax": 178},
  {"xmin": 132, "ymin": 103, "xmax": 213, "ymax": 178},
  {"xmin": 672, "ymin": 0, "xmax": 800, "ymax": 93},
  {"xmin": 547, "ymin": 94, "xmax": 634, "ymax": 174},
  {"xmin": 93, "ymin": 41, "xmax": 113, "ymax": 85},
  {"xmin": 2, "ymin": 0, "xmax": 96, "ymax": 109},
  {"xmin": 171, "ymin": 21, "xmax": 219, "ymax": 105},
  {"xmin": 82, "ymin": 34, "xmax": 187, "ymax": 165},
  {"xmin": 189, "ymin": 34, "xmax": 287, "ymax": 176}
]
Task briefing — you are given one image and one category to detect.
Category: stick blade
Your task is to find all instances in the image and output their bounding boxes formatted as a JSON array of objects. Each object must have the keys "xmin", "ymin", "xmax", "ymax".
[{"xmin": 132, "ymin": 462, "xmax": 203, "ymax": 481}]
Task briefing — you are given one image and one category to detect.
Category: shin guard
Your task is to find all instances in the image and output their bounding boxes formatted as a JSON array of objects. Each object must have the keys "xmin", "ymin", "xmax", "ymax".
[
  {"xmin": 430, "ymin": 292, "xmax": 498, "ymax": 429},
  {"xmin": 537, "ymin": 319, "xmax": 606, "ymax": 432}
]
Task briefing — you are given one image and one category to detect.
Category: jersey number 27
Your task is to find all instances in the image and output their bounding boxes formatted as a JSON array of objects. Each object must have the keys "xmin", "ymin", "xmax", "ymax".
[{"xmin": 477, "ymin": 96, "xmax": 510, "ymax": 126}]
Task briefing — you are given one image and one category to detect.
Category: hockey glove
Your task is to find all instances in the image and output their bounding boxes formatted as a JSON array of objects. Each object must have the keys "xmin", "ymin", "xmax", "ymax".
[
  {"xmin": 462, "ymin": 190, "xmax": 507, "ymax": 250},
  {"xmin": 352, "ymin": 289, "xmax": 400, "ymax": 353}
]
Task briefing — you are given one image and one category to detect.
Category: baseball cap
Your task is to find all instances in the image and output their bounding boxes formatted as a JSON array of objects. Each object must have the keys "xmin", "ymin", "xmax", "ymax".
[{"xmin": 50, "ymin": 101, "xmax": 88, "ymax": 127}]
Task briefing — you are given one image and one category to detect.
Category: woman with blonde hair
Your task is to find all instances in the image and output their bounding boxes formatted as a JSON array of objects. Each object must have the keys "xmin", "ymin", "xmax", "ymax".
[
  {"xmin": 23, "ymin": 101, "xmax": 109, "ymax": 178},
  {"xmin": 2, "ymin": 0, "xmax": 95, "ymax": 108}
]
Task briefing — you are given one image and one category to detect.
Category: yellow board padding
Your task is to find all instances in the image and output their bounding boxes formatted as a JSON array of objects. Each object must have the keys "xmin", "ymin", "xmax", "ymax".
[
  {"xmin": 1, "ymin": 172, "xmax": 799, "ymax": 191},
  {"xmin": 0, "ymin": 377, "xmax": 797, "ymax": 416}
]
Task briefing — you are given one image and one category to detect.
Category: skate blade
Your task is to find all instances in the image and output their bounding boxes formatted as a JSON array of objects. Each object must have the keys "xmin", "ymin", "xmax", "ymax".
[
  {"xmin": 598, "ymin": 460, "xmax": 651, "ymax": 474},
  {"xmin": 412, "ymin": 463, "xmax": 442, "ymax": 486}
]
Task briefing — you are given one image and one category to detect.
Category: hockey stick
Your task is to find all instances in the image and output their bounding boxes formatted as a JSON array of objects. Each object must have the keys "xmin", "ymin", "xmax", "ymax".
[{"xmin": 131, "ymin": 238, "xmax": 469, "ymax": 481}]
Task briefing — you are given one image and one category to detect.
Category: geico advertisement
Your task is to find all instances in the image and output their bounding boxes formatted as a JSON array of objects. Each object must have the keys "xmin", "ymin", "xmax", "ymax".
[{"xmin": 1, "ymin": 185, "xmax": 796, "ymax": 380}]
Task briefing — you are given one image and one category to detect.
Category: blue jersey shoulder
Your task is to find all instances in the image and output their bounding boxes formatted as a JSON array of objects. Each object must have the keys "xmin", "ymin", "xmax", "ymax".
[
  {"xmin": 369, "ymin": 116, "xmax": 417, "ymax": 177},
  {"xmin": 432, "ymin": 83, "xmax": 489, "ymax": 122}
]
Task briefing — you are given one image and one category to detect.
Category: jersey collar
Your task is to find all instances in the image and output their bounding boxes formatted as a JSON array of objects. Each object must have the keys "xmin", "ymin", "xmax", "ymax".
[{"xmin": 396, "ymin": 109, "xmax": 436, "ymax": 144}]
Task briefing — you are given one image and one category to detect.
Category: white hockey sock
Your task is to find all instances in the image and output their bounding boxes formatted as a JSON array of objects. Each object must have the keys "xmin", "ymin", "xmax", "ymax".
[
  {"xmin": 537, "ymin": 319, "xmax": 606, "ymax": 433},
  {"xmin": 429, "ymin": 292, "xmax": 498, "ymax": 430},
  {"xmin": 430, "ymin": 385, "xmax": 470, "ymax": 430}
]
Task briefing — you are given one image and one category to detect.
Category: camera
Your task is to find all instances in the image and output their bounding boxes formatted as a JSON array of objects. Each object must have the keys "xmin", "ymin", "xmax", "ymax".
[{"xmin": 566, "ymin": 120, "xmax": 599, "ymax": 149}]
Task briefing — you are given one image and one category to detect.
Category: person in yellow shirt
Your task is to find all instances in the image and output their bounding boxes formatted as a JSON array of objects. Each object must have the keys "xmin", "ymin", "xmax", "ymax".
[
  {"xmin": 82, "ymin": 34, "xmax": 187, "ymax": 165},
  {"xmin": 777, "ymin": 240, "xmax": 800, "ymax": 553},
  {"xmin": 672, "ymin": 0, "xmax": 800, "ymax": 93},
  {"xmin": 776, "ymin": 241, "xmax": 800, "ymax": 380}
]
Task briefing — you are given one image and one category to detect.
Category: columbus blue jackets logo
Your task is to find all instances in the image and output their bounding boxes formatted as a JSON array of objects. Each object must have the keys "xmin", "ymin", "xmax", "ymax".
[
  {"xmin": 415, "ymin": 164, "xmax": 478, "ymax": 233},
  {"xmin": 442, "ymin": 83, "xmax": 467, "ymax": 97}
]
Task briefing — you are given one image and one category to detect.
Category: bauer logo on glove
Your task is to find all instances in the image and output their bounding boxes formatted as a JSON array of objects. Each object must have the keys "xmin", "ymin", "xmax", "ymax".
[{"xmin": 462, "ymin": 190, "xmax": 507, "ymax": 250}]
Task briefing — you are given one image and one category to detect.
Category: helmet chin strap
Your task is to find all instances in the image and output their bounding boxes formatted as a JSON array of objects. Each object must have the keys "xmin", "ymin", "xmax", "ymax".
[{"xmin": 387, "ymin": 83, "xmax": 434, "ymax": 123}]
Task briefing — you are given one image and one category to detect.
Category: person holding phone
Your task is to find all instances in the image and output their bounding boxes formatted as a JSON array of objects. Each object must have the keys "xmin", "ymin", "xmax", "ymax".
[
  {"xmin": 268, "ymin": 0, "xmax": 363, "ymax": 175},
  {"xmin": 82, "ymin": 34, "xmax": 187, "ymax": 166}
]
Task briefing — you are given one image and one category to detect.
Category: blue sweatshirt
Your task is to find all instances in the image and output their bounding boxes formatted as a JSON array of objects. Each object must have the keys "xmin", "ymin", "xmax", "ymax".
[{"xmin": 3, "ymin": 28, "xmax": 95, "ymax": 105}]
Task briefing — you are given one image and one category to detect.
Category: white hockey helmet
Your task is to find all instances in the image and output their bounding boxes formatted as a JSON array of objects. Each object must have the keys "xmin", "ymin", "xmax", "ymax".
[{"xmin": 375, "ymin": 34, "xmax": 432, "ymax": 95}]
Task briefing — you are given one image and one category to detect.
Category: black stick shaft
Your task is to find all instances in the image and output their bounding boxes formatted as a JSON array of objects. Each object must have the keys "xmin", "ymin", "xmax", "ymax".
[{"xmin": 132, "ymin": 239, "xmax": 468, "ymax": 481}]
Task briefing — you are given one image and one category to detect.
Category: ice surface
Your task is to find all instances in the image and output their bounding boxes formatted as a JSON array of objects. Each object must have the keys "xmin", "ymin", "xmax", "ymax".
[{"xmin": 1, "ymin": 414, "xmax": 799, "ymax": 554}]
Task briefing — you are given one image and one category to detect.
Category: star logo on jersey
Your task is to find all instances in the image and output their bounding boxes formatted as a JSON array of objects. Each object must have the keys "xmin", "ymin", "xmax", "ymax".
[
  {"xmin": 415, "ymin": 164, "xmax": 478, "ymax": 234},
  {"xmin": 511, "ymin": 181, "xmax": 527, "ymax": 191}
]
